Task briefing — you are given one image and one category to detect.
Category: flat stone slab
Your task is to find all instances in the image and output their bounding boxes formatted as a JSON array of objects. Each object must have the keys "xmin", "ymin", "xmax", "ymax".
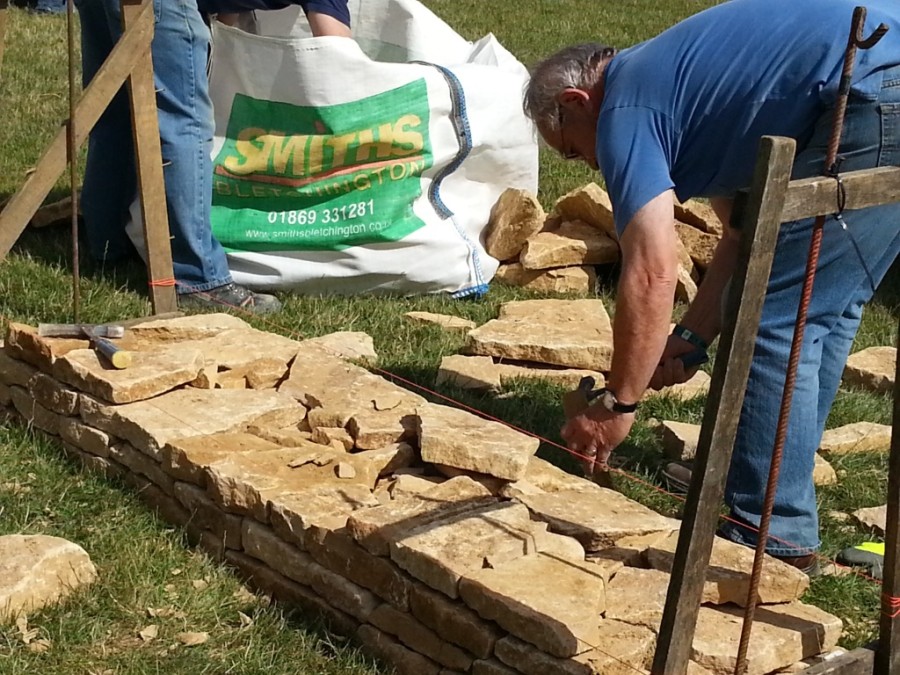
[
  {"xmin": 675, "ymin": 199, "xmax": 723, "ymax": 235},
  {"xmin": 605, "ymin": 567, "xmax": 674, "ymax": 628},
  {"xmin": 0, "ymin": 534, "xmax": 97, "ymax": 622},
  {"xmin": 496, "ymin": 361, "xmax": 605, "ymax": 390},
  {"xmin": 404, "ymin": 312, "xmax": 476, "ymax": 332},
  {"xmin": 646, "ymin": 532, "xmax": 809, "ymax": 605},
  {"xmin": 551, "ymin": 183, "xmax": 616, "ymax": 237},
  {"xmin": 675, "ymin": 221, "xmax": 718, "ymax": 270},
  {"xmin": 54, "ymin": 346, "xmax": 205, "ymax": 404},
  {"xmin": 466, "ymin": 299, "xmax": 614, "ymax": 371},
  {"xmin": 852, "ymin": 504, "xmax": 886, "ymax": 535},
  {"xmin": 390, "ymin": 502, "xmax": 568, "ymax": 599},
  {"xmin": 843, "ymin": 346, "xmax": 896, "ymax": 393},
  {"xmin": 270, "ymin": 484, "xmax": 382, "ymax": 548},
  {"xmin": 80, "ymin": 388, "xmax": 306, "ymax": 460},
  {"xmin": 5, "ymin": 322, "xmax": 87, "ymax": 372},
  {"xmin": 436, "ymin": 355, "xmax": 500, "ymax": 391},
  {"xmin": 813, "ymin": 454, "xmax": 838, "ymax": 486},
  {"xmin": 519, "ymin": 220, "xmax": 619, "ymax": 270},
  {"xmin": 494, "ymin": 264, "xmax": 597, "ymax": 295},
  {"xmin": 279, "ymin": 345, "xmax": 425, "ymax": 449},
  {"xmin": 459, "ymin": 554, "xmax": 607, "ymax": 657},
  {"xmin": 417, "ymin": 403, "xmax": 538, "ymax": 481},
  {"xmin": 691, "ymin": 603, "xmax": 841, "ymax": 675},
  {"xmin": 515, "ymin": 485, "xmax": 679, "ymax": 551},
  {"xmin": 0, "ymin": 349, "xmax": 38, "ymax": 387},
  {"xmin": 127, "ymin": 313, "xmax": 251, "ymax": 341},
  {"xmin": 485, "ymin": 188, "xmax": 546, "ymax": 262},
  {"xmin": 347, "ymin": 477, "xmax": 496, "ymax": 556},
  {"xmin": 819, "ymin": 421, "xmax": 892, "ymax": 454},
  {"xmin": 302, "ymin": 332, "xmax": 378, "ymax": 366},
  {"xmin": 656, "ymin": 370, "xmax": 711, "ymax": 400},
  {"xmin": 161, "ymin": 432, "xmax": 282, "ymax": 486}
]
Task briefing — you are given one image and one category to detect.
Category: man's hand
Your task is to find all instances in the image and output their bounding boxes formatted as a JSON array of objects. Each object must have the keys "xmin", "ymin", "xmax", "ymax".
[
  {"xmin": 649, "ymin": 333, "xmax": 702, "ymax": 390},
  {"xmin": 561, "ymin": 407, "xmax": 635, "ymax": 476}
]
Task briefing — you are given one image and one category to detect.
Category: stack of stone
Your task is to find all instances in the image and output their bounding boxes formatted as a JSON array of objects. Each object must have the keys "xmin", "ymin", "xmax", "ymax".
[
  {"xmin": 436, "ymin": 298, "xmax": 711, "ymax": 397},
  {"xmin": 0, "ymin": 314, "xmax": 841, "ymax": 674},
  {"xmin": 484, "ymin": 184, "xmax": 723, "ymax": 303}
]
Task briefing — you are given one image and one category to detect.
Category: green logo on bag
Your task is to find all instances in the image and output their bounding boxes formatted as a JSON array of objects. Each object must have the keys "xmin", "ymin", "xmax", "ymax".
[{"xmin": 211, "ymin": 80, "xmax": 433, "ymax": 251}]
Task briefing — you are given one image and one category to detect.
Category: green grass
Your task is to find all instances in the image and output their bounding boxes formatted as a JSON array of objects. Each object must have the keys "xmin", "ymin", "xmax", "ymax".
[{"xmin": 0, "ymin": 1, "xmax": 898, "ymax": 672}]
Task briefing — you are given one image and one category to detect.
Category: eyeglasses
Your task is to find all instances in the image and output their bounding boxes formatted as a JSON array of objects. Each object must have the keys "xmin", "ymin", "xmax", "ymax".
[{"xmin": 557, "ymin": 107, "xmax": 580, "ymax": 161}]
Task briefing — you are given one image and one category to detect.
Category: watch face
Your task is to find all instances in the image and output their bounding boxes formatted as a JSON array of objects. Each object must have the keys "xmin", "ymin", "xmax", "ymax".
[{"xmin": 599, "ymin": 389, "xmax": 616, "ymax": 412}]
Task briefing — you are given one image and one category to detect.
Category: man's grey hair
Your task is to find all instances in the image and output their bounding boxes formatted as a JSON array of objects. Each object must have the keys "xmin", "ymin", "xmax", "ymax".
[{"xmin": 523, "ymin": 43, "xmax": 617, "ymax": 131}]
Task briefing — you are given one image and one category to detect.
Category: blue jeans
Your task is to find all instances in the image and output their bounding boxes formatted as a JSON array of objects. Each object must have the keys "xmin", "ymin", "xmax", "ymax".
[
  {"xmin": 35, "ymin": 0, "xmax": 67, "ymax": 13},
  {"xmin": 719, "ymin": 66, "xmax": 900, "ymax": 556},
  {"xmin": 76, "ymin": 0, "xmax": 233, "ymax": 293}
]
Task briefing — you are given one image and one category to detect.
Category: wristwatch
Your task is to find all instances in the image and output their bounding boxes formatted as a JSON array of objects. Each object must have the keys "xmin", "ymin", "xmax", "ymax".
[{"xmin": 596, "ymin": 388, "xmax": 638, "ymax": 414}]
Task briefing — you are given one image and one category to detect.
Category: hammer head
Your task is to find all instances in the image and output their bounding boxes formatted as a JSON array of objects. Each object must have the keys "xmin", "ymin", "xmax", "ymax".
[{"xmin": 38, "ymin": 323, "xmax": 125, "ymax": 339}]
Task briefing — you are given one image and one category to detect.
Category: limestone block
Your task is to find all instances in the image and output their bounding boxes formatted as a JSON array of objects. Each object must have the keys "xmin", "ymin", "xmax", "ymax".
[
  {"xmin": 691, "ymin": 603, "xmax": 841, "ymax": 675},
  {"xmin": 109, "ymin": 442, "xmax": 175, "ymax": 495},
  {"xmin": 646, "ymin": 532, "xmax": 809, "ymax": 605},
  {"xmin": 128, "ymin": 313, "xmax": 251, "ymax": 341},
  {"xmin": 247, "ymin": 425, "xmax": 313, "ymax": 446},
  {"xmin": 410, "ymin": 582, "xmax": 502, "ymax": 660},
  {"xmin": 269, "ymin": 484, "xmax": 380, "ymax": 548},
  {"xmin": 0, "ymin": 348, "xmax": 38, "ymax": 387},
  {"xmin": 459, "ymin": 554, "xmax": 606, "ymax": 657},
  {"xmin": 605, "ymin": 567, "xmax": 673, "ymax": 627},
  {"xmin": 59, "ymin": 417, "xmax": 113, "ymax": 458},
  {"xmin": 585, "ymin": 530, "xmax": 673, "ymax": 567},
  {"xmin": 390, "ymin": 502, "xmax": 566, "ymax": 599},
  {"xmin": 675, "ymin": 233, "xmax": 700, "ymax": 280},
  {"xmin": 303, "ymin": 331, "xmax": 378, "ymax": 366},
  {"xmin": 311, "ymin": 426, "xmax": 354, "ymax": 451},
  {"xmin": 657, "ymin": 420, "xmax": 701, "ymax": 461},
  {"xmin": 347, "ymin": 477, "xmax": 495, "ymax": 556},
  {"xmin": 494, "ymin": 263, "xmax": 597, "ymax": 294},
  {"xmin": 656, "ymin": 370, "xmax": 711, "ymax": 401},
  {"xmin": 675, "ymin": 222, "xmax": 718, "ymax": 270},
  {"xmin": 431, "ymin": 464, "xmax": 508, "ymax": 496},
  {"xmin": 417, "ymin": 403, "xmax": 538, "ymax": 481},
  {"xmin": 485, "ymin": 188, "xmax": 546, "ymax": 262},
  {"xmin": 516, "ymin": 485, "xmax": 679, "ymax": 551},
  {"xmin": 280, "ymin": 345, "xmax": 425, "ymax": 449},
  {"xmin": 551, "ymin": 183, "xmax": 616, "ymax": 236},
  {"xmin": 60, "ymin": 441, "xmax": 119, "ymax": 479},
  {"xmin": 134, "ymin": 482, "xmax": 192, "ymax": 530},
  {"xmin": 173, "ymin": 482, "xmax": 243, "ymax": 550},
  {"xmin": 813, "ymin": 454, "xmax": 838, "ymax": 486},
  {"xmin": 369, "ymin": 603, "xmax": 474, "ymax": 671},
  {"xmin": 494, "ymin": 624, "xmax": 655, "ymax": 675},
  {"xmin": 245, "ymin": 359, "xmax": 291, "ymax": 389},
  {"xmin": 675, "ymin": 199, "xmax": 724, "ymax": 235},
  {"xmin": 390, "ymin": 474, "xmax": 445, "ymax": 498},
  {"xmin": 508, "ymin": 456, "xmax": 593, "ymax": 494},
  {"xmin": 676, "ymin": 264, "xmax": 699, "ymax": 303},
  {"xmin": 473, "ymin": 660, "xmax": 519, "ymax": 675},
  {"xmin": 28, "ymin": 371, "xmax": 80, "ymax": 415},
  {"xmin": 819, "ymin": 421, "xmax": 892, "ymax": 454},
  {"xmin": 205, "ymin": 446, "xmax": 378, "ymax": 521},
  {"xmin": 843, "ymin": 346, "xmax": 896, "ymax": 393},
  {"xmin": 5, "ymin": 322, "xmax": 86, "ymax": 372},
  {"xmin": 162, "ymin": 432, "xmax": 282, "ymax": 487},
  {"xmin": 466, "ymin": 299, "xmax": 614, "ymax": 371},
  {"xmin": 225, "ymin": 550, "xmax": 358, "ymax": 636},
  {"xmin": 54, "ymin": 346, "xmax": 205, "ymax": 404},
  {"xmin": 496, "ymin": 362, "xmax": 605, "ymax": 390},
  {"xmin": 80, "ymin": 388, "xmax": 306, "ymax": 461},
  {"xmin": 356, "ymin": 624, "xmax": 441, "ymax": 675},
  {"xmin": 355, "ymin": 442, "xmax": 417, "ymax": 477},
  {"xmin": 304, "ymin": 527, "xmax": 411, "ymax": 610},
  {"xmin": 436, "ymin": 355, "xmax": 501, "ymax": 391},
  {"xmin": 0, "ymin": 534, "xmax": 97, "ymax": 623},
  {"xmin": 405, "ymin": 311, "xmax": 476, "ymax": 332},
  {"xmin": 10, "ymin": 385, "xmax": 62, "ymax": 435},
  {"xmin": 852, "ymin": 504, "xmax": 886, "ymax": 535},
  {"xmin": 520, "ymin": 220, "xmax": 618, "ymax": 270}
]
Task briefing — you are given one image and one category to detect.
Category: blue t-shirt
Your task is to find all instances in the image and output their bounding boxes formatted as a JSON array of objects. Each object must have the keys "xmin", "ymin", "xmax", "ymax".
[
  {"xmin": 597, "ymin": 0, "xmax": 900, "ymax": 234},
  {"xmin": 197, "ymin": 0, "xmax": 351, "ymax": 27}
]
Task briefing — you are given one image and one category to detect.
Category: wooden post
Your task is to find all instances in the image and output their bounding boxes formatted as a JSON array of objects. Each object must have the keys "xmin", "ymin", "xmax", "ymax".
[
  {"xmin": 876, "ymin": 319, "xmax": 900, "ymax": 675},
  {"xmin": 0, "ymin": 0, "xmax": 154, "ymax": 261},
  {"xmin": 121, "ymin": 0, "xmax": 177, "ymax": 313},
  {"xmin": 651, "ymin": 136, "xmax": 797, "ymax": 674}
]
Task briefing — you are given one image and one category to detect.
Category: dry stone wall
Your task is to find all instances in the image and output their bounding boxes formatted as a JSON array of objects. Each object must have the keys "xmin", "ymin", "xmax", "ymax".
[{"xmin": 0, "ymin": 314, "xmax": 841, "ymax": 675}]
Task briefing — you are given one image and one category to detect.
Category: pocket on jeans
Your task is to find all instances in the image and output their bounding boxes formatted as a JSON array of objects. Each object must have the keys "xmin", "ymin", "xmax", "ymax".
[{"xmin": 879, "ymin": 102, "xmax": 900, "ymax": 167}]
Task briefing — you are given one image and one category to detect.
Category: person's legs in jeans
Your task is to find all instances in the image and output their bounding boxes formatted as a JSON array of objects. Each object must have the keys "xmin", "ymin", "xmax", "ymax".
[
  {"xmin": 34, "ymin": 0, "xmax": 66, "ymax": 14},
  {"xmin": 719, "ymin": 71, "xmax": 900, "ymax": 558}
]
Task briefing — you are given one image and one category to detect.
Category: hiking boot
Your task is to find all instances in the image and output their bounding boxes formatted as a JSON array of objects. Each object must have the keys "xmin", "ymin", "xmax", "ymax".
[
  {"xmin": 773, "ymin": 552, "xmax": 821, "ymax": 577},
  {"xmin": 663, "ymin": 461, "xmax": 693, "ymax": 495},
  {"xmin": 179, "ymin": 282, "xmax": 282, "ymax": 315}
]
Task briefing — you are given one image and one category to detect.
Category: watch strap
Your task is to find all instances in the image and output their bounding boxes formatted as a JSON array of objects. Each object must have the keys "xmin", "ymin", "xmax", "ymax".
[
  {"xmin": 600, "ymin": 388, "xmax": 638, "ymax": 413},
  {"xmin": 672, "ymin": 323, "xmax": 709, "ymax": 351}
]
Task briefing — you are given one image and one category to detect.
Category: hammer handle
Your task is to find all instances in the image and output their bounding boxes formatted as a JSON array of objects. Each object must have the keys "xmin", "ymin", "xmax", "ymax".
[{"xmin": 90, "ymin": 336, "xmax": 132, "ymax": 369}]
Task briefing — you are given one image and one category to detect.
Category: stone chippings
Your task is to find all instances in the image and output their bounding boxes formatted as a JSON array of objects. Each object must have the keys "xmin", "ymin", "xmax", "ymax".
[{"xmin": 0, "ymin": 315, "xmax": 843, "ymax": 673}]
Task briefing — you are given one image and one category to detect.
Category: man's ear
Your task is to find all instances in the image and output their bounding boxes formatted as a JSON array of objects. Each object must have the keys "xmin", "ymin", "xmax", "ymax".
[{"xmin": 556, "ymin": 87, "xmax": 591, "ymax": 111}]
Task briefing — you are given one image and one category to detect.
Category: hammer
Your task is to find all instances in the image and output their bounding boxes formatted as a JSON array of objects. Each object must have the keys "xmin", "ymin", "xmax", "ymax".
[{"xmin": 37, "ymin": 323, "xmax": 133, "ymax": 369}]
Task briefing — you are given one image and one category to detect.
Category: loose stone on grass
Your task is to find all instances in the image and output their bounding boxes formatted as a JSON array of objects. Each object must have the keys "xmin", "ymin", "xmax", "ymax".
[
  {"xmin": 466, "ymin": 299, "xmax": 614, "ymax": 371},
  {"xmin": 519, "ymin": 220, "xmax": 619, "ymax": 270},
  {"xmin": 657, "ymin": 420, "xmax": 701, "ymax": 461},
  {"xmin": 843, "ymin": 346, "xmax": 896, "ymax": 393},
  {"xmin": 819, "ymin": 421, "xmax": 892, "ymax": 455},
  {"xmin": 404, "ymin": 312, "xmax": 476, "ymax": 332},
  {"xmin": 493, "ymin": 263, "xmax": 598, "ymax": 294},
  {"xmin": 551, "ymin": 183, "xmax": 616, "ymax": 236},
  {"xmin": 436, "ymin": 355, "xmax": 501, "ymax": 391},
  {"xmin": 656, "ymin": 370, "xmax": 711, "ymax": 400},
  {"xmin": 484, "ymin": 188, "xmax": 546, "ymax": 262},
  {"xmin": 852, "ymin": 504, "xmax": 887, "ymax": 535},
  {"xmin": 303, "ymin": 331, "xmax": 378, "ymax": 366},
  {"xmin": 496, "ymin": 361, "xmax": 605, "ymax": 390},
  {"xmin": 813, "ymin": 454, "xmax": 838, "ymax": 487}
]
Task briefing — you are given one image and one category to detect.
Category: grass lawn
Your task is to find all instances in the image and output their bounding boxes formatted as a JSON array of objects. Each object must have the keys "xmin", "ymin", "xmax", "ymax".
[{"xmin": 1, "ymin": 2, "xmax": 897, "ymax": 672}]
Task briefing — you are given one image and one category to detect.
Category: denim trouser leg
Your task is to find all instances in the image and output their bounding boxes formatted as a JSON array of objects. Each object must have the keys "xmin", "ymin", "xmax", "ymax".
[
  {"xmin": 75, "ymin": 0, "xmax": 233, "ymax": 292},
  {"xmin": 720, "ymin": 70, "xmax": 900, "ymax": 556}
]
